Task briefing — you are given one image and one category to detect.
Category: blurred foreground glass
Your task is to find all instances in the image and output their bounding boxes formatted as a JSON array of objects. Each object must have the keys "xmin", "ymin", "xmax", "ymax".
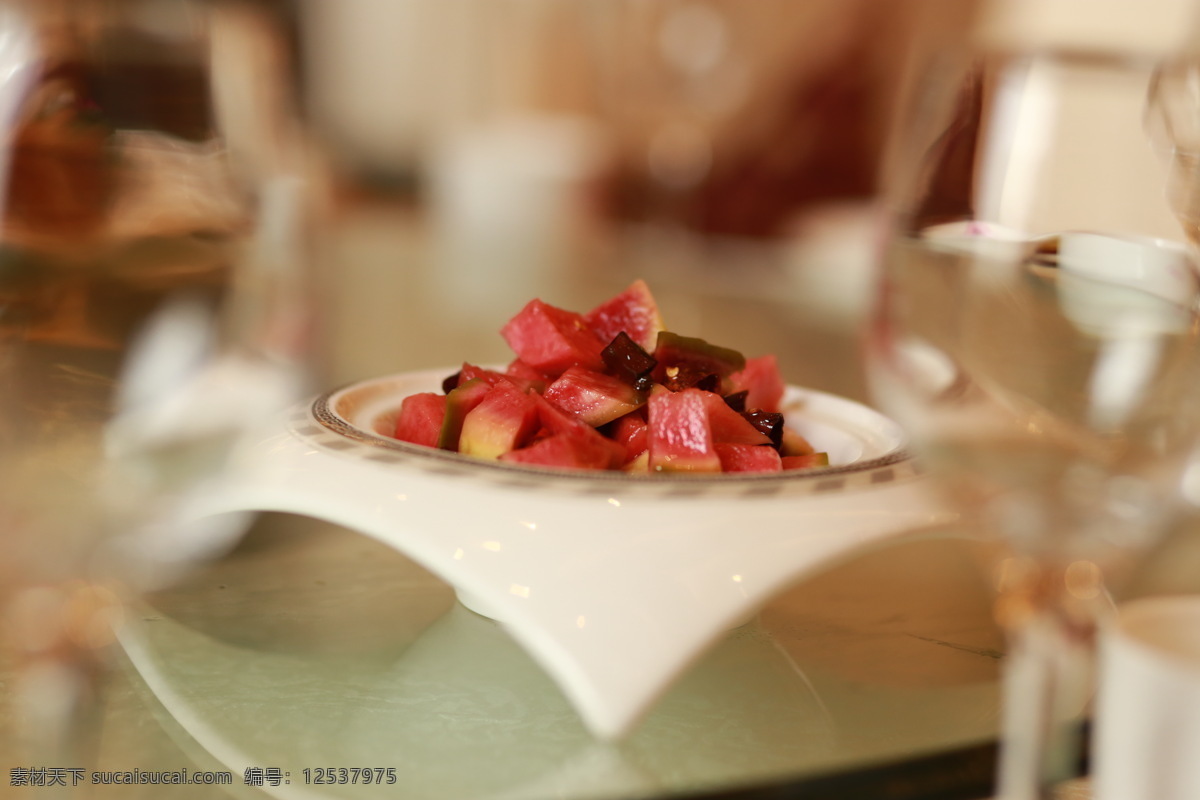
[
  {"xmin": 866, "ymin": 8, "xmax": 1200, "ymax": 800},
  {"xmin": 0, "ymin": 0, "xmax": 311, "ymax": 779}
]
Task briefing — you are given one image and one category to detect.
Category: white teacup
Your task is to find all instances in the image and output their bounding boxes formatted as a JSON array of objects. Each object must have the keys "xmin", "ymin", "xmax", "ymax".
[{"xmin": 1094, "ymin": 594, "xmax": 1200, "ymax": 800}]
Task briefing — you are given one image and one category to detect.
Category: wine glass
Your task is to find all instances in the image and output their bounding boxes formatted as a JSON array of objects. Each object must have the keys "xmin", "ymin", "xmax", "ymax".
[
  {"xmin": 866, "ymin": 20, "xmax": 1200, "ymax": 800},
  {"xmin": 0, "ymin": 0, "xmax": 310, "ymax": 779}
]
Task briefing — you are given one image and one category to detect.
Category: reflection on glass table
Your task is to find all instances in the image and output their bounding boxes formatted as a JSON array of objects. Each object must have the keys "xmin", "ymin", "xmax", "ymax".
[{"xmin": 86, "ymin": 512, "xmax": 1009, "ymax": 800}]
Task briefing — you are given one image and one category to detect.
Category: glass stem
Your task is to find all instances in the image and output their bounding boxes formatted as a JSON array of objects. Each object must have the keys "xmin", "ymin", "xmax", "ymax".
[
  {"xmin": 995, "ymin": 585, "xmax": 1098, "ymax": 800},
  {"xmin": 6, "ymin": 586, "xmax": 112, "ymax": 798}
]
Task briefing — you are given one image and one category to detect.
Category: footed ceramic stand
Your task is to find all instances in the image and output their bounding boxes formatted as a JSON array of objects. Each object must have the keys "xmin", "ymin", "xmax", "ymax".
[{"xmin": 180, "ymin": 369, "xmax": 952, "ymax": 740}]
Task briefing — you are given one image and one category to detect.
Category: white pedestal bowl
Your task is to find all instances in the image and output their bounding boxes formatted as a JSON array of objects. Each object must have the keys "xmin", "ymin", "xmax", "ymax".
[{"xmin": 183, "ymin": 368, "xmax": 952, "ymax": 740}]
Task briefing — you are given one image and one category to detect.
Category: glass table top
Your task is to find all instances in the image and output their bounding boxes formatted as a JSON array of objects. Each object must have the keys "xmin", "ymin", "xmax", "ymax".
[
  {"xmin": 6, "ymin": 511, "xmax": 1014, "ymax": 800},
  {"xmin": 5, "ymin": 209, "xmax": 1198, "ymax": 800}
]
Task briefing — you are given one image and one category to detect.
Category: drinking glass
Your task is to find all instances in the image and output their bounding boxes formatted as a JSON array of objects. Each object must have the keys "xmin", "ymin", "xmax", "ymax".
[
  {"xmin": 866, "ymin": 22, "xmax": 1200, "ymax": 800},
  {"xmin": 0, "ymin": 0, "xmax": 310, "ymax": 779}
]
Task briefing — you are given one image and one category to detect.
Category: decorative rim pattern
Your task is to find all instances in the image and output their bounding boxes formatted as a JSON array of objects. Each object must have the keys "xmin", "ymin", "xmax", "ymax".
[{"xmin": 293, "ymin": 381, "xmax": 922, "ymax": 499}]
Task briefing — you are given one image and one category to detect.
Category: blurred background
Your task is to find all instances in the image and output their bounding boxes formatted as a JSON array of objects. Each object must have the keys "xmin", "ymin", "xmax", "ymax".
[{"xmin": 289, "ymin": 0, "xmax": 979, "ymax": 401}]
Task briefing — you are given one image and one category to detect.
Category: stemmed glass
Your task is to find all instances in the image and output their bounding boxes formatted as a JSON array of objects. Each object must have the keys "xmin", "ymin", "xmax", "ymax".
[
  {"xmin": 866, "ymin": 24, "xmax": 1200, "ymax": 800},
  {"xmin": 0, "ymin": 0, "xmax": 310, "ymax": 781}
]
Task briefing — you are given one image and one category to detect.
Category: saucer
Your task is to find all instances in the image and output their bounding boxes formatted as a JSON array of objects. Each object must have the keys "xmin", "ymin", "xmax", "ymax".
[{"xmin": 180, "ymin": 368, "xmax": 953, "ymax": 739}]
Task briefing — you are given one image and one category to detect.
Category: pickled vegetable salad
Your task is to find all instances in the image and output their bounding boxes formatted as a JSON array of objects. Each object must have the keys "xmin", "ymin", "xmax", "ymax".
[{"xmin": 392, "ymin": 281, "xmax": 829, "ymax": 473}]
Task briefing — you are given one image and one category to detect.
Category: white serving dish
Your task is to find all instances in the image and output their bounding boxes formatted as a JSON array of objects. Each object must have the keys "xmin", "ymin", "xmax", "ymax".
[{"xmin": 181, "ymin": 368, "xmax": 952, "ymax": 740}]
